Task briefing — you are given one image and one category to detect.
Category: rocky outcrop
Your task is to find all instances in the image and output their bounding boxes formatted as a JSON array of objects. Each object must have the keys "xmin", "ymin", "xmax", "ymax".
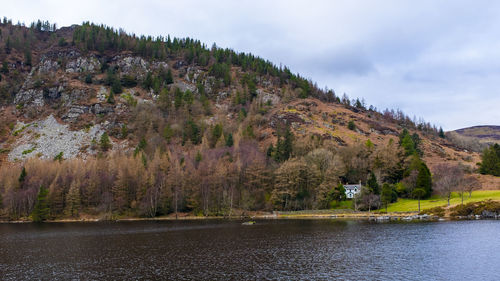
[
  {"xmin": 66, "ymin": 56, "xmax": 101, "ymax": 73},
  {"xmin": 114, "ymin": 56, "xmax": 149, "ymax": 79},
  {"xmin": 14, "ymin": 89, "xmax": 45, "ymax": 107},
  {"xmin": 91, "ymin": 103, "xmax": 114, "ymax": 115},
  {"xmin": 63, "ymin": 105, "xmax": 90, "ymax": 122},
  {"xmin": 37, "ymin": 59, "xmax": 60, "ymax": 74},
  {"xmin": 257, "ymin": 89, "xmax": 280, "ymax": 105},
  {"xmin": 8, "ymin": 115, "xmax": 105, "ymax": 161}
]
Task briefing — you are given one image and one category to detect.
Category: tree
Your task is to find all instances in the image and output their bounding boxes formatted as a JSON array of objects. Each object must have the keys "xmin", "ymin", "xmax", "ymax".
[
  {"xmin": 32, "ymin": 186, "xmax": 50, "ymax": 222},
  {"xmin": 225, "ymin": 133, "xmax": 234, "ymax": 147},
  {"xmin": 327, "ymin": 183, "xmax": 346, "ymax": 207},
  {"xmin": 1, "ymin": 61, "xmax": 8, "ymax": 74},
  {"xmin": 18, "ymin": 167, "xmax": 27, "ymax": 184},
  {"xmin": 461, "ymin": 175, "xmax": 481, "ymax": 203},
  {"xmin": 111, "ymin": 78, "xmax": 123, "ymax": 94},
  {"xmin": 347, "ymin": 120, "xmax": 356, "ymax": 130},
  {"xmin": 211, "ymin": 124, "xmax": 223, "ymax": 148},
  {"xmin": 66, "ymin": 181, "xmax": 81, "ymax": 217},
  {"xmin": 107, "ymin": 89, "xmax": 115, "ymax": 104},
  {"xmin": 412, "ymin": 188, "xmax": 426, "ymax": 212},
  {"xmin": 439, "ymin": 127, "xmax": 445, "ymax": 138},
  {"xmin": 165, "ymin": 68, "xmax": 174, "ymax": 84},
  {"xmin": 353, "ymin": 186, "xmax": 380, "ymax": 212},
  {"xmin": 415, "ymin": 161, "xmax": 432, "ymax": 198},
  {"xmin": 24, "ymin": 49, "xmax": 32, "ymax": 67},
  {"xmin": 479, "ymin": 144, "xmax": 500, "ymax": 176},
  {"xmin": 5, "ymin": 36, "xmax": 11, "ymax": 54},
  {"xmin": 85, "ymin": 73, "xmax": 93, "ymax": 84},
  {"xmin": 381, "ymin": 183, "xmax": 393, "ymax": 212},
  {"xmin": 433, "ymin": 163, "xmax": 464, "ymax": 206},
  {"xmin": 100, "ymin": 132, "xmax": 111, "ymax": 151},
  {"xmin": 367, "ymin": 172, "xmax": 380, "ymax": 194}
]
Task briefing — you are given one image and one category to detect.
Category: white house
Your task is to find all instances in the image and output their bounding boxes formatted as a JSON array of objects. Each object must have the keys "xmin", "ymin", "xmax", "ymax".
[{"xmin": 344, "ymin": 183, "xmax": 362, "ymax": 199}]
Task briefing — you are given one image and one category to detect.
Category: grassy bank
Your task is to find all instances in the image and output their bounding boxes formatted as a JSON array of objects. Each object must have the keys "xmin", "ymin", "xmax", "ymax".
[{"xmin": 386, "ymin": 190, "xmax": 500, "ymax": 212}]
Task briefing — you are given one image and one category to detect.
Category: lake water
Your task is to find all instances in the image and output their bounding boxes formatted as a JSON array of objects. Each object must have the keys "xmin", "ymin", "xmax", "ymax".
[{"xmin": 1, "ymin": 219, "xmax": 499, "ymax": 280}]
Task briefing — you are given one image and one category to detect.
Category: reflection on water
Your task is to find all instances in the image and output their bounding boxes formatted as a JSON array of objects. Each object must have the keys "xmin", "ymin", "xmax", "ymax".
[{"xmin": 1, "ymin": 219, "xmax": 499, "ymax": 280}]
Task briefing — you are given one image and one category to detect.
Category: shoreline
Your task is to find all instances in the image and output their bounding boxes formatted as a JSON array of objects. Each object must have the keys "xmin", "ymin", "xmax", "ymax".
[{"xmin": 0, "ymin": 211, "xmax": 435, "ymax": 223}]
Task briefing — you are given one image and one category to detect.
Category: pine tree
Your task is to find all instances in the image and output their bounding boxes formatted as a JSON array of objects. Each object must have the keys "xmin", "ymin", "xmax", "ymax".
[
  {"xmin": 267, "ymin": 143, "xmax": 274, "ymax": 158},
  {"xmin": 32, "ymin": 186, "xmax": 50, "ymax": 222},
  {"xmin": 416, "ymin": 162, "xmax": 432, "ymax": 198},
  {"xmin": 165, "ymin": 69, "xmax": 173, "ymax": 84},
  {"xmin": 24, "ymin": 49, "xmax": 32, "ymax": 66},
  {"xmin": 479, "ymin": 144, "xmax": 500, "ymax": 176},
  {"xmin": 439, "ymin": 127, "xmax": 445, "ymax": 138},
  {"xmin": 367, "ymin": 172, "xmax": 380, "ymax": 195},
  {"xmin": 1, "ymin": 61, "xmax": 8, "ymax": 74},
  {"xmin": 5, "ymin": 36, "xmax": 11, "ymax": 54},
  {"xmin": 18, "ymin": 167, "xmax": 27, "ymax": 184},
  {"xmin": 225, "ymin": 133, "xmax": 234, "ymax": 147},
  {"xmin": 107, "ymin": 89, "xmax": 115, "ymax": 104},
  {"xmin": 100, "ymin": 132, "xmax": 111, "ymax": 151}
]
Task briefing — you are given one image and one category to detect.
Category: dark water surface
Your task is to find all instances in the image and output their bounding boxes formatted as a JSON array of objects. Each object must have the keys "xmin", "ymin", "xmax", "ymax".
[{"xmin": 1, "ymin": 219, "xmax": 499, "ymax": 280}]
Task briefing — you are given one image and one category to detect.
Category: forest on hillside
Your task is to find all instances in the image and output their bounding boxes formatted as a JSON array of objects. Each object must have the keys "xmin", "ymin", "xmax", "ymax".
[{"xmin": 0, "ymin": 19, "xmax": 483, "ymax": 221}]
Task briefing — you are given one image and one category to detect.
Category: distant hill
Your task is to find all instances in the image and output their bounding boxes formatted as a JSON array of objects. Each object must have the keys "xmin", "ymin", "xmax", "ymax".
[{"xmin": 453, "ymin": 126, "xmax": 500, "ymax": 143}]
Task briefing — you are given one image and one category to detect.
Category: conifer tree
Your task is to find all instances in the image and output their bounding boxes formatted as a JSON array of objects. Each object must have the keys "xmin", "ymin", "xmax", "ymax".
[
  {"xmin": 100, "ymin": 132, "xmax": 111, "ymax": 151},
  {"xmin": 225, "ymin": 133, "xmax": 234, "ymax": 147},
  {"xmin": 367, "ymin": 171, "xmax": 380, "ymax": 195},
  {"xmin": 165, "ymin": 68, "xmax": 174, "ymax": 84},
  {"xmin": 18, "ymin": 167, "xmax": 27, "ymax": 185},
  {"xmin": 32, "ymin": 186, "xmax": 50, "ymax": 222}
]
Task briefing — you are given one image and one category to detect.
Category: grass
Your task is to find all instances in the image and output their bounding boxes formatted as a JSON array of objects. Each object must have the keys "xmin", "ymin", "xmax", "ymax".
[{"xmin": 386, "ymin": 190, "xmax": 500, "ymax": 212}]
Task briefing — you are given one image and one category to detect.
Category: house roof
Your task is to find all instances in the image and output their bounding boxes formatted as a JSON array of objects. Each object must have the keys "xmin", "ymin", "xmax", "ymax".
[{"xmin": 344, "ymin": 184, "xmax": 361, "ymax": 191}]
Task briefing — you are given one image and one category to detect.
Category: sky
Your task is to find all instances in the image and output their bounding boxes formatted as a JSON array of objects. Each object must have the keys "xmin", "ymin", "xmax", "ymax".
[{"xmin": 3, "ymin": 0, "xmax": 500, "ymax": 130}]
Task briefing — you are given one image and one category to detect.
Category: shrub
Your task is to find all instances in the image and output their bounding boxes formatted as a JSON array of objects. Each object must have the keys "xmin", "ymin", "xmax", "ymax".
[
  {"xmin": 348, "ymin": 120, "xmax": 356, "ymax": 130},
  {"xmin": 419, "ymin": 206, "xmax": 445, "ymax": 217}
]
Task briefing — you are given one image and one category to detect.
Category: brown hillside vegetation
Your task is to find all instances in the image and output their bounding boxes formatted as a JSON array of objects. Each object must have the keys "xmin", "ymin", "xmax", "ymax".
[{"xmin": 0, "ymin": 19, "xmax": 498, "ymax": 220}]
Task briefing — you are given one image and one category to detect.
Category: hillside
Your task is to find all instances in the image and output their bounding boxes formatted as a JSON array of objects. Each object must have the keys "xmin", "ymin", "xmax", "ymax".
[
  {"xmin": 453, "ymin": 126, "xmax": 500, "ymax": 144},
  {"xmin": 0, "ymin": 19, "xmax": 497, "ymax": 220}
]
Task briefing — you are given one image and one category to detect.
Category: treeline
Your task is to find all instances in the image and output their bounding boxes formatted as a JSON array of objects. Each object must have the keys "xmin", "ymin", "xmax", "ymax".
[{"xmin": 0, "ymin": 124, "xmax": 439, "ymax": 220}]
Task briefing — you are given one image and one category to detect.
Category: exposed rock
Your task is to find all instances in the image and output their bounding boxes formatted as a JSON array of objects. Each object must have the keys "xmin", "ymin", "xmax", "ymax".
[
  {"xmin": 66, "ymin": 56, "xmax": 100, "ymax": 73},
  {"xmin": 97, "ymin": 86, "xmax": 108, "ymax": 102},
  {"xmin": 151, "ymin": 61, "xmax": 169, "ymax": 70},
  {"xmin": 257, "ymin": 89, "xmax": 280, "ymax": 105},
  {"xmin": 8, "ymin": 115, "xmax": 105, "ymax": 161},
  {"xmin": 63, "ymin": 105, "xmax": 90, "ymax": 122},
  {"xmin": 37, "ymin": 59, "xmax": 59, "ymax": 74},
  {"xmin": 114, "ymin": 56, "xmax": 148, "ymax": 78},
  {"xmin": 216, "ymin": 92, "xmax": 228, "ymax": 103},
  {"xmin": 61, "ymin": 88, "xmax": 91, "ymax": 106},
  {"xmin": 185, "ymin": 67, "xmax": 203, "ymax": 83},
  {"xmin": 14, "ymin": 89, "xmax": 45, "ymax": 106},
  {"xmin": 91, "ymin": 103, "xmax": 114, "ymax": 115},
  {"xmin": 175, "ymin": 81, "xmax": 196, "ymax": 93}
]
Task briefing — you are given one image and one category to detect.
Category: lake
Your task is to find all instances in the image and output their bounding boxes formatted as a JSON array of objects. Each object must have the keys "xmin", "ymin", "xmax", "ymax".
[{"xmin": 1, "ymin": 219, "xmax": 499, "ymax": 280}]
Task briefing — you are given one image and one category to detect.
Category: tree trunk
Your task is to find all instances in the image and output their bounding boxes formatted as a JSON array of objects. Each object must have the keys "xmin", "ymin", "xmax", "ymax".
[
  {"xmin": 174, "ymin": 187, "xmax": 178, "ymax": 220},
  {"xmin": 418, "ymin": 198, "xmax": 420, "ymax": 212}
]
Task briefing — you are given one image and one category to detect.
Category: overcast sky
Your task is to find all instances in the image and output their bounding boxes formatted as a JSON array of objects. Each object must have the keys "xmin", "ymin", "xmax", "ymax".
[{"xmin": 3, "ymin": 0, "xmax": 500, "ymax": 130}]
